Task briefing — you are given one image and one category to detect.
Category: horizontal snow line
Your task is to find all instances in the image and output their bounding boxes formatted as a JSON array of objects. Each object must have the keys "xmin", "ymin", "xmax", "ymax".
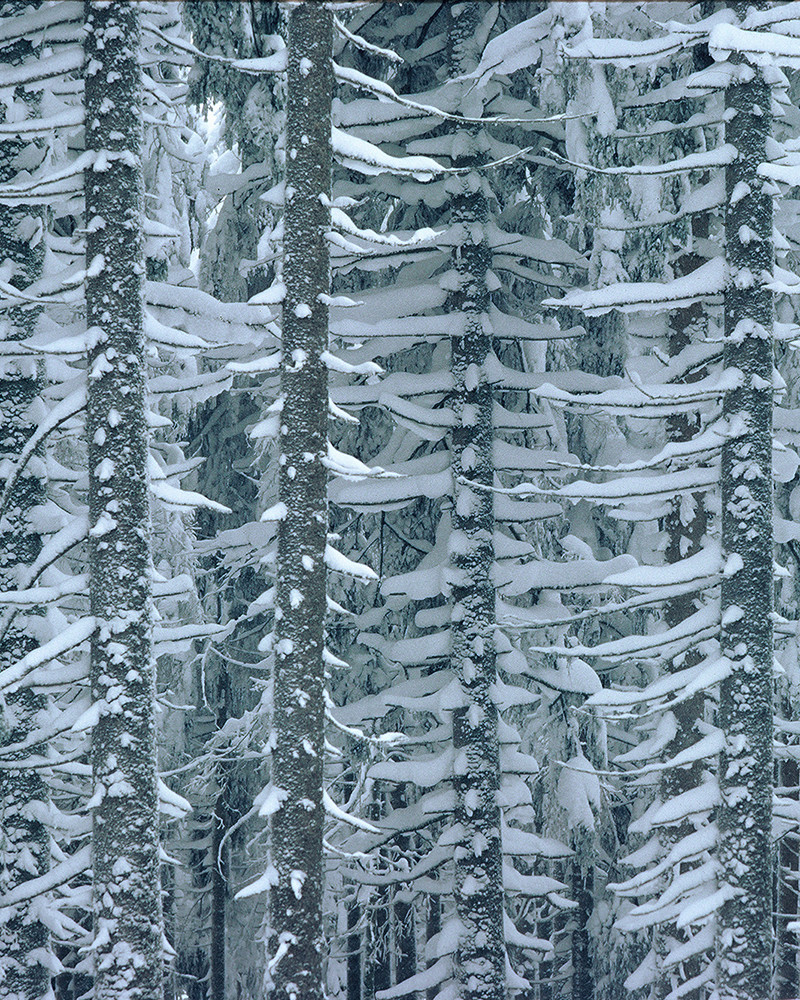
[
  {"xmin": 540, "ymin": 144, "xmax": 737, "ymax": 178},
  {"xmin": 145, "ymin": 22, "xmax": 286, "ymax": 74},
  {"xmin": 531, "ymin": 607, "xmax": 718, "ymax": 664},
  {"xmin": 544, "ymin": 258, "xmax": 725, "ymax": 317},
  {"xmin": 0, "ymin": 617, "xmax": 95, "ymax": 694},
  {"xmin": 0, "ymin": 845, "xmax": 90, "ymax": 908}
]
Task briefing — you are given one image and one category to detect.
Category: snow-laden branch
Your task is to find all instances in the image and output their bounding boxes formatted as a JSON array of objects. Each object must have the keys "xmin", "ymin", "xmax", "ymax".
[
  {"xmin": 540, "ymin": 145, "xmax": 736, "ymax": 178},
  {"xmin": 543, "ymin": 257, "xmax": 725, "ymax": 316},
  {"xmin": 0, "ymin": 107, "xmax": 83, "ymax": 138},
  {"xmin": 0, "ymin": 387, "xmax": 86, "ymax": 521},
  {"xmin": 334, "ymin": 62, "xmax": 576, "ymax": 127},
  {"xmin": 710, "ymin": 22, "xmax": 800, "ymax": 68},
  {"xmin": 144, "ymin": 21, "xmax": 287, "ymax": 74},
  {"xmin": 0, "ymin": 617, "xmax": 96, "ymax": 695},
  {"xmin": 333, "ymin": 15, "xmax": 403, "ymax": 63},
  {"xmin": 0, "ymin": 845, "xmax": 91, "ymax": 908},
  {"xmin": 535, "ymin": 607, "xmax": 719, "ymax": 665},
  {"xmin": 0, "ymin": 45, "xmax": 83, "ymax": 90}
]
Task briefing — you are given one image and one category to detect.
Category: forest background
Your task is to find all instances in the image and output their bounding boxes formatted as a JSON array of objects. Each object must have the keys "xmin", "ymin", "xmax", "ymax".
[{"xmin": 0, "ymin": 4, "xmax": 798, "ymax": 1000}]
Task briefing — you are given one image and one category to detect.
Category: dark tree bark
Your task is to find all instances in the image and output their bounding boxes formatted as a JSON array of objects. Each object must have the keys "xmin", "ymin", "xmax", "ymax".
[
  {"xmin": 716, "ymin": 9, "xmax": 774, "ymax": 999},
  {"xmin": 85, "ymin": 4, "xmax": 162, "ymax": 1000},
  {"xmin": 269, "ymin": 7, "xmax": 332, "ymax": 1000},
  {"xmin": 447, "ymin": 7, "xmax": 505, "ymax": 1000}
]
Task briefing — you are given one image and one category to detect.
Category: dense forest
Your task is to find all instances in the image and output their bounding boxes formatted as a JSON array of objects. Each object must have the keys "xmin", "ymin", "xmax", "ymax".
[{"xmin": 2, "ymin": 2, "xmax": 800, "ymax": 1000}]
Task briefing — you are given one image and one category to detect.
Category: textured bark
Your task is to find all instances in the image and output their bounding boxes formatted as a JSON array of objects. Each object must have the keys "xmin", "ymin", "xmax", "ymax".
[
  {"xmin": 0, "ymin": 4, "xmax": 49, "ymax": 999},
  {"xmin": 716, "ymin": 13, "xmax": 774, "ymax": 999},
  {"xmin": 268, "ymin": 7, "xmax": 332, "ymax": 1000},
  {"xmin": 85, "ymin": 5, "xmax": 162, "ymax": 1000},
  {"xmin": 209, "ymin": 787, "xmax": 228, "ymax": 1000},
  {"xmin": 571, "ymin": 864, "xmax": 593, "ymax": 1000},
  {"xmin": 346, "ymin": 900, "xmax": 361, "ymax": 1000},
  {"xmin": 447, "ymin": 8, "xmax": 505, "ymax": 1000}
]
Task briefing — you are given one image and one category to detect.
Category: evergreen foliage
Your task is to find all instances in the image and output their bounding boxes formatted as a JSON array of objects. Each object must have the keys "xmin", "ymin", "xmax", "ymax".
[{"xmin": 4, "ymin": 4, "xmax": 800, "ymax": 1000}]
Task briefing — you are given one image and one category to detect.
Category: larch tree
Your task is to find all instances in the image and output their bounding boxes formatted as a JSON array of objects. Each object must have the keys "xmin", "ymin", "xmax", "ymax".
[
  {"xmin": 84, "ymin": 3, "xmax": 162, "ymax": 999},
  {"xmin": 268, "ymin": 5, "xmax": 332, "ymax": 1000}
]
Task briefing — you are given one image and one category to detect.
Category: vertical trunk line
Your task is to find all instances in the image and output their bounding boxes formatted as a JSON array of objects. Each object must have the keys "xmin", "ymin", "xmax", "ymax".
[
  {"xmin": 269, "ymin": 6, "xmax": 332, "ymax": 1000},
  {"xmin": 717, "ymin": 13, "xmax": 774, "ymax": 1000},
  {"xmin": 85, "ymin": 4, "xmax": 162, "ymax": 1000},
  {"xmin": 447, "ymin": 7, "xmax": 505, "ymax": 1000}
]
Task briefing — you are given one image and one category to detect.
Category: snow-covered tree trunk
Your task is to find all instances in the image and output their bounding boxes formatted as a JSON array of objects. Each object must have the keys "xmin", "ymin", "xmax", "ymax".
[
  {"xmin": 447, "ymin": 7, "xmax": 505, "ymax": 1000},
  {"xmin": 84, "ymin": 5, "xmax": 162, "ymax": 1000},
  {"xmin": 0, "ymin": 4, "xmax": 50, "ymax": 999},
  {"xmin": 716, "ymin": 14, "xmax": 774, "ymax": 1000},
  {"xmin": 268, "ymin": 6, "xmax": 331, "ymax": 1000}
]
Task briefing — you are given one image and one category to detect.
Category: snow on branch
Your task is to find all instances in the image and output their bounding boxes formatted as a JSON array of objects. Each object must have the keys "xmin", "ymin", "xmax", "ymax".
[
  {"xmin": 332, "ymin": 127, "xmax": 443, "ymax": 181},
  {"xmin": 710, "ymin": 23, "xmax": 800, "ymax": 68},
  {"xmin": 543, "ymin": 257, "xmax": 725, "ymax": 316},
  {"xmin": 0, "ymin": 150, "xmax": 94, "ymax": 206},
  {"xmin": 0, "ymin": 574, "xmax": 88, "ymax": 608},
  {"xmin": 330, "ymin": 205, "xmax": 441, "ymax": 249},
  {"xmin": 0, "ymin": 845, "xmax": 90, "ymax": 908},
  {"xmin": 462, "ymin": 9, "xmax": 550, "ymax": 86},
  {"xmin": 0, "ymin": 696, "xmax": 93, "ymax": 759},
  {"xmin": 0, "ymin": 107, "xmax": 83, "ymax": 138},
  {"xmin": 486, "ymin": 467, "xmax": 719, "ymax": 508},
  {"xmin": 496, "ymin": 555, "xmax": 637, "ymax": 599},
  {"xmin": 0, "ymin": 46, "xmax": 83, "ymax": 90},
  {"xmin": 333, "ymin": 63, "xmax": 568, "ymax": 127},
  {"xmin": 148, "ymin": 454, "xmax": 232, "ymax": 514},
  {"xmin": 144, "ymin": 21, "xmax": 287, "ymax": 74},
  {"xmin": 534, "ymin": 606, "xmax": 718, "ymax": 665},
  {"xmin": 323, "ymin": 789, "xmax": 380, "ymax": 833},
  {"xmin": 333, "ymin": 15, "xmax": 404, "ymax": 63},
  {"xmin": 0, "ymin": 617, "xmax": 96, "ymax": 695},
  {"xmin": 0, "ymin": 387, "xmax": 86, "ymax": 521},
  {"xmin": 0, "ymin": 0, "xmax": 82, "ymax": 47},
  {"xmin": 566, "ymin": 28, "xmax": 709, "ymax": 67},
  {"xmin": 540, "ymin": 145, "xmax": 736, "ymax": 178},
  {"xmin": 325, "ymin": 544, "xmax": 378, "ymax": 582}
]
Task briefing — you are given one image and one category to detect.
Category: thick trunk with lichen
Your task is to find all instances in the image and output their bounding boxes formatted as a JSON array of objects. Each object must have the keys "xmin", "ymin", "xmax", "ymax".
[
  {"xmin": 268, "ymin": 7, "xmax": 331, "ymax": 1000},
  {"xmin": 716, "ymin": 15, "xmax": 774, "ymax": 1000},
  {"xmin": 0, "ymin": 4, "xmax": 50, "ymax": 1000},
  {"xmin": 447, "ymin": 7, "xmax": 505, "ymax": 1000},
  {"xmin": 85, "ymin": 5, "xmax": 162, "ymax": 1000}
]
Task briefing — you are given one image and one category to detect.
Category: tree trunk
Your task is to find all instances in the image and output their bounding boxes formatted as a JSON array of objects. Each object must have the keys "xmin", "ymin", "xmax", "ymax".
[
  {"xmin": 269, "ymin": 6, "xmax": 332, "ymax": 1000},
  {"xmin": 447, "ymin": 7, "xmax": 505, "ymax": 1000},
  {"xmin": 85, "ymin": 5, "xmax": 162, "ymax": 1000},
  {"xmin": 0, "ymin": 4, "xmax": 49, "ymax": 999},
  {"xmin": 716, "ymin": 10, "xmax": 774, "ymax": 999},
  {"xmin": 571, "ymin": 863, "xmax": 593, "ymax": 1000}
]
